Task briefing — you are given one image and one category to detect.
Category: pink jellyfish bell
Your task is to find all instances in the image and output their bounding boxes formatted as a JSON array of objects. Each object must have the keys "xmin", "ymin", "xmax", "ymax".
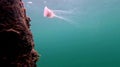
[{"xmin": 44, "ymin": 6, "xmax": 55, "ymax": 18}]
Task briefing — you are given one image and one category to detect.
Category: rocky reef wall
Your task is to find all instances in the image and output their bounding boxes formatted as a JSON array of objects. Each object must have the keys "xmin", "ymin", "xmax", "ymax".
[{"xmin": 0, "ymin": 0, "xmax": 39, "ymax": 67}]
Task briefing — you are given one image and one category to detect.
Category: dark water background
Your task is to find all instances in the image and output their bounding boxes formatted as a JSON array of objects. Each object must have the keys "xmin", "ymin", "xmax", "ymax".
[{"xmin": 23, "ymin": 0, "xmax": 120, "ymax": 67}]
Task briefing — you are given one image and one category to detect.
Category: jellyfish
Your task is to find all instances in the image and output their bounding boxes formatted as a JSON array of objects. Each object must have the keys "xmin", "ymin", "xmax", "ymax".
[
  {"xmin": 43, "ymin": 6, "xmax": 75, "ymax": 23},
  {"xmin": 44, "ymin": 6, "xmax": 55, "ymax": 18}
]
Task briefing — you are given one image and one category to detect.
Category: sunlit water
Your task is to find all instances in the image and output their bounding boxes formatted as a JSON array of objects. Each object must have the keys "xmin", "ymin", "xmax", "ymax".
[{"xmin": 23, "ymin": 0, "xmax": 120, "ymax": 67}]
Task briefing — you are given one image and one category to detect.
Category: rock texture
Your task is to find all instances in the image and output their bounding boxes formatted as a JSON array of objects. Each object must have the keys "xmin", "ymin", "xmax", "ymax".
[{"xmin": 0, "ymin": 0, "xmax": 39, "ymax": 67}]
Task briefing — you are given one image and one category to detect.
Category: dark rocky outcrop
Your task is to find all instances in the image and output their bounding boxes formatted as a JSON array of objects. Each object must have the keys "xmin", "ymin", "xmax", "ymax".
[{"xmin": 0, "ymin": 0, "xmax": 39, "ymax": 67}]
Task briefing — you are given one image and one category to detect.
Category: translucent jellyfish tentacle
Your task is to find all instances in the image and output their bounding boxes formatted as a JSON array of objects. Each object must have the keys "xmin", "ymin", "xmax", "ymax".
[
  {"xmin": 52, "ymin": 8, "xmax": 77, "ymax": 15},
  {"xmin": 52, "ymin": 10, "xmax": 73, "ymax": 14},
  {"xmin": 54, "ymin": 15, "xmax": 73, "ymax": 24}
]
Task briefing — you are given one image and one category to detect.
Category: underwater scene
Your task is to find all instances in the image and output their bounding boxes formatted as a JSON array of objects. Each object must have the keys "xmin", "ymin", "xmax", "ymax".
[{"xmin": 23, "ymin": 0, "xmax": 120, "ymax": 67}]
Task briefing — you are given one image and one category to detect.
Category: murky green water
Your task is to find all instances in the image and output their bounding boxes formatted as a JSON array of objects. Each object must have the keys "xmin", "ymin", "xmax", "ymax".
[{"xmin": 24, "ymin": 0, "xmax": 120, "ymax": 67}]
